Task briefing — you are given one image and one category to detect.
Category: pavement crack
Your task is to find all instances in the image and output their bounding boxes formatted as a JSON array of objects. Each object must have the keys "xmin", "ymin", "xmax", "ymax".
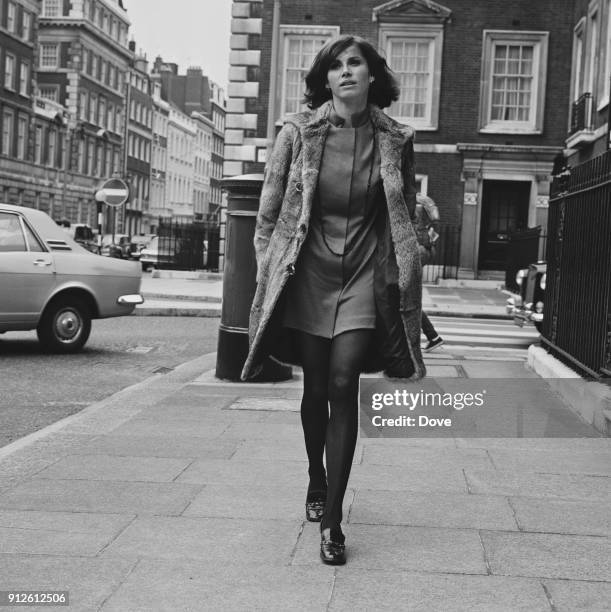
[
  {"xmin": 288, "ymin": 520, "xmax": 306, "ymax": 565},
  {"xmin": 477, "ymin": 530, "xmax": 493, "ymax": 575},
  {"xmin": 506, "ymin": 496, "xmax": 522, "ymax": 531},
  {"xmin": 540, "ymin": 581, "xmax": 559, "ymax": 612},
  {"xmin": 94, "ymin": 513, "xmax": 138, "ymax": 556},
  {"xmin": 96, "ymin": 556, "xmax": 142, "ymax": 611}
]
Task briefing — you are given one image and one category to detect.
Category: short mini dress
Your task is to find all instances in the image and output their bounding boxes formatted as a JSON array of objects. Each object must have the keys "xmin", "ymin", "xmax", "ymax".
[{"xmin": 283, "ymin": 109, "xmax": 381, "ymax": 338}]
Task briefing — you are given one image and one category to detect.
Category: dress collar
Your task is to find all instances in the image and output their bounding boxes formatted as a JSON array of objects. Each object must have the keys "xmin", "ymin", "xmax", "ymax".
[{"xmin": 328, "ymin": 105, "xmax": 370, "ymax": 128}]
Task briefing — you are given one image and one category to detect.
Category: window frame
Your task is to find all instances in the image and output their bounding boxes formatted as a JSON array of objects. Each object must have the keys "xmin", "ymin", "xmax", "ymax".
[
  {"xmin": 42, "ymin": 0, "xmax": 61, "ymax": 18},
  {"xmin": 16, "ymin": 115, "xmax": 27, "ymax": 160},
  {"xmin": 274, "ymin": 24, "xmax": 340, "ymax": 123},
  {"xmin": 379, "ymin": 23, "xmax": 444, "ymax": 130},
  {"xmin": 7, "ymin": 1, "xmax": 16, "ymax": 33},
  {"xmin": 2, "ymin": 110, "xmax": 14, "ymax": 156},
  {"xmin": 19, "ymin": 60, "xmax": 30, "ymax": 96},
  {"xmin": 600, "ymin": 1, "xmax": 611, "ymax": 110},
  {"xmin": 479, "ymin": 30, "xmax": 549, "ymax": 135},
  {"xmin": 40, "ymin": 43, "xmax": 59, "ymax": 69},
  {"xmin": 4, "ymin": 53, "xmax": 16, "ymax": 90}
]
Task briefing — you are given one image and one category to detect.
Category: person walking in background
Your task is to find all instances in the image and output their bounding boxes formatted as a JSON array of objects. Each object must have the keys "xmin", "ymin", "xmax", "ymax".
[
  {"xmin": 415, "ymin": 193, "xmax": 444, "ymax": 352},
  {"xmin": 241, "ymin": 34, "xmax": 426, "ymax": 565}
]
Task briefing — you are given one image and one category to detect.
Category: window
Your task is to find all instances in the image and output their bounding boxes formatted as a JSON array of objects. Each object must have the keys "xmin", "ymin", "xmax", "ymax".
[
  {"xmin": 40, "ymin": 44, "xmax": 59, "ymax": 68},
  {"xmin": 107, "ymin": 103, "xmax": 114, "ymax": 132},
  {"xmin": 571, "ymin": 18, "xmax": 585, "ymax": 103},
  {"xmin": 381, "ymin": 24, "xmax": 444, "ymax": 130},
  {"xmin": 0, "ymin": 213, "xmax": 26, "ymax": 252},
  {"xmin": 22, "ymin": 11, "xmax": 32, "ymax": 41},
  {"xmin": 89, "ymin": 94, "xmax": 97, "ymax": 123},
  {"xmin": 39, "ymin": 85, "xmax": 59, "ymax": 102},
  {"xmin": 275, "ymin": 26, "xmax": 339, "ymax": 119},
  {"xmin": 19, "ymin": 61, "xmax": 30, "ymax": 96},
  {"xmin": 47, "ymin": 128, "xmax": 56, "ymax": 166},
  {"xmin": 4, "ymin": 54, "xmax": 15, "ymax": 89},
  {"xmin": 34, "ymin": 125, "xmax": 43, "ymax": 163},
  {"xmin": 602, "ymin": 3, "xmax": 611, "ymax": 107},
  {"xmin": 79, "ymin": 90, "xmax": 88, "ymax": 119},
  {"xmin": 2, "ymin": 110, "xmax": 14, "ymax": 155},
  {"xmin": 42, "ymin": 0, "xmax": 61, "ymax": 17},
  {"xmin": 17, "ymin": 116, "xmax": 27, "ymax": 159},
  {"xmin": 7, "ymin": 2, "xmax": 16, "ymax": 32},
  {"xmin": 98, "ymin": 97, "xmax": 106, "ymax": 127},
  {"xmin": 91, "ymin": 54, "xmax": 98, "ymax": 78},
  {"xmin": 479, "ymin": 30, "xmax": 548, "ymax": 134},
  {"xmin": 585, "ymin": 7, "xmax": 599, "ymax": 100}
]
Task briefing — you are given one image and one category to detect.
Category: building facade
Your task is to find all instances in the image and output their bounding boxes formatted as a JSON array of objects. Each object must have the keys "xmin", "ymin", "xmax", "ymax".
[
  {"xmin": 225, "ymin": 0, "xmax": 575, "ymax": 278},
  {"xmin": 166, "ymin": 104, "xmax": 195, "ymax": 222},
  {"xmin": 149, "ymin": 76, "xmax": 169, "ymax": 229},
  {"xmin": 209, "ymin": 80, "xmax": 226, "ymax": 220},
  {"xmin": 125, "ymin": 46, "xmax": 152, "ymax": 234},
  {"xmin": 192, "ymin": 110, "xmax": 213, "ymax": 221}
]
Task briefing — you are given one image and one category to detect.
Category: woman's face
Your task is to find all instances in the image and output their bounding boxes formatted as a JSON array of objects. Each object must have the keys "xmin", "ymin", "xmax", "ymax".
[{"xmin": 326, "ymin": 44, "xmax": 371, "ymax": 107}]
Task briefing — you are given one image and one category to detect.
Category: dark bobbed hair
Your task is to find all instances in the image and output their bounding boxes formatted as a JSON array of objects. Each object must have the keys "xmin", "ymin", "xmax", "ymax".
[{"xmin": 303, "ymin": 35, "xmax": 400, "ymax": 110}]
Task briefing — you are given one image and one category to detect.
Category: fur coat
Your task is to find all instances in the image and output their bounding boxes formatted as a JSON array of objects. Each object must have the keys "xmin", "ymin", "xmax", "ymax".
[{"xmin": 240, "ymin": 100, "xmax": 426, "ymax": 381}]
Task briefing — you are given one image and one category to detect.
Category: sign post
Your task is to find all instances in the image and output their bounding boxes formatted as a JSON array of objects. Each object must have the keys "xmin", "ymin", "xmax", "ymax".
[{"xmin": 95, "ymin": 178, "xmax": 130, "ymax": 250}]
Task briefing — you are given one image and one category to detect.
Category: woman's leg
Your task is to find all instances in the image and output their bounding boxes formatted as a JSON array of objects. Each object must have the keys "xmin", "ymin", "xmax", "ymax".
[
  {"xmin": 322, "ymin": 328, "xmax": 373, "ymax": 534},
  {"xmin": 295, "ymin": 331, "xmax": 331, "ymax": 495}
]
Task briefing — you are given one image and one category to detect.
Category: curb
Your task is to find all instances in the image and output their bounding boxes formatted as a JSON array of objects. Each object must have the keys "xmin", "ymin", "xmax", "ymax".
[
  {"xmin": 142, "ymin": 292, "xmax": 222, "ymax": 303},
  {"xmin": 527, "ymin": 345, "xmax": 611, "ymax": 436},
  {"xmin": 134, "ymin": 305, "xmax": 221, "ymax": 317}
]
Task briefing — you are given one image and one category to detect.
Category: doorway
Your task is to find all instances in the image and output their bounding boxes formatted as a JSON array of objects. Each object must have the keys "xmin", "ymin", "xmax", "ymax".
[{"xmin": 478, "ymin": 180, "xmax": 530, "ymax": 270}]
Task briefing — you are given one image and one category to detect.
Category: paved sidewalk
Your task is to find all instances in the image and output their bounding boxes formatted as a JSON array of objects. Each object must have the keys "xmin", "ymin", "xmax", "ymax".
[
  {"xmin": 1, "ymin": 351, "xmax": 610, "ymax": 610},
  {"xmin": 135, "ymin": 272, "xmax": 511, "ymax": 319}
]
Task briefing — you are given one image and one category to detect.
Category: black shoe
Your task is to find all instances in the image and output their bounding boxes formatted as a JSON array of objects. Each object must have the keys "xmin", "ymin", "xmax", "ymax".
[
  {"xmin": 320, "ymin": 527, "xmax": 346, "ymax": 565},
  {"xmin": 423, "ymin": 337, "xmax": 444, "ymax": 352},
  {"xmin": 305, "ymin": 491, "xmax": 326, "ymax": 522}
]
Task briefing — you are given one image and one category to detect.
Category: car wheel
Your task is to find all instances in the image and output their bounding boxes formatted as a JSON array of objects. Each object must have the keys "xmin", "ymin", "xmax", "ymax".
[{"xmin": 37, "ymin": 297, "xmax": 92, "ymax": 353}]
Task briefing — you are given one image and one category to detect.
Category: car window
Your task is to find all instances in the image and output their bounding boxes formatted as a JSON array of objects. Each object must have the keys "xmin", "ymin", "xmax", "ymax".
[
  {"xmin": 22, "ymin": 222, "xmax": 45, "ymax": 252},
  {"xmin": 75, "ymin": 226, "xmax": 94, "ymax": 241},
  {"xmin": 0, "ymin": 213, "xmax": 27, "ymax": 252}
]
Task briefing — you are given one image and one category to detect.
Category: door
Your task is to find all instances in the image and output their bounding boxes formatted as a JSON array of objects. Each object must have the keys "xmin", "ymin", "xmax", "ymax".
[
  {"xmin": 0, "ymin": 212, "xmax": 55, "ymax": 326},
  {"xmin": 478, "ymin": 180, "xmax": 530, "ymax": 270}
]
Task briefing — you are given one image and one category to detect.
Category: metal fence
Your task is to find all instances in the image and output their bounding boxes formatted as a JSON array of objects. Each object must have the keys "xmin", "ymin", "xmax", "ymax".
[
  {"xmin": 543, "ymin": 150, "xmax": 611, "ymax": 377},
  {"xmin": 157, "ymin": 218, "xmax": 220, "ymax": 272},
  {"xmin": 422, "ymin": 224, "xmax": 461, "ymax": 283}
]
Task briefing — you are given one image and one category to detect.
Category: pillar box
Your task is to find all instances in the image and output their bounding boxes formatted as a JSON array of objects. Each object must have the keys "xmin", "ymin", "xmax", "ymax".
[{"xmin": 216, "ymin": 174, "xmax": 292, "ymax": 382}]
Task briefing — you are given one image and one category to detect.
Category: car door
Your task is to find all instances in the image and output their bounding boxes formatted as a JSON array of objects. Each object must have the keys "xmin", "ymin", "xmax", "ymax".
[{"xmin": 0, "ymin": 211, "xmax": 56, "ymax": 327}]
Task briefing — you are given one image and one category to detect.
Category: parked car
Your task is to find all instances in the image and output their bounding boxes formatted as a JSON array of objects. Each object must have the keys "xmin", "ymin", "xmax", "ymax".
[
  {"xmin": 139, "ymin": 236, "xmax": 208, "ymax": 271},
  {"xmin": 506, "ymin": 261, "xmax": 546, "ymax": 332},
  {"xmin": 101, "ymin": 233, "xmax": 131, "ymax": 259},
  {"xmin": 129, "ymin": 233, "xmax": 156, "ymax": 260},
  {"xmin": 60, "ymin": 223, "xmax": 100, "ymax": 255},
  {"xmin": 0, "ymin": 204, "xmax": 143, "ymax": 353}
]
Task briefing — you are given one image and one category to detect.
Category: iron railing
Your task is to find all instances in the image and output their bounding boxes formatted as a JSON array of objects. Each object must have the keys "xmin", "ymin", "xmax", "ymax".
[
  {"xmin": 422, "ymin": 224, "xmax": 461, "ymax": 283},
  {"xmin": 570, "ymin": 92, "xmax": 593, "ymax": 135},
  {"xmin": 543, "ymin": 150, "xmax": 611, "ymax": 377},
  {"xmin": 157, "ymin": 218, "xmax": 220, "ymax": 272}
]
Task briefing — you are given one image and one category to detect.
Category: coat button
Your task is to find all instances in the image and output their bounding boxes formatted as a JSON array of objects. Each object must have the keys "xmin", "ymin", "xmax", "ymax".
[
  {"xmin": 299, "ymin": 223, "xmax": 306, "ymax": 233},
  {"xmin": 295, "ymin": 182, "xmax": 303, "ymax": 192},
  {"xmin": 286, "ymin": 263, "xmax": 295, "ymax": 276}
]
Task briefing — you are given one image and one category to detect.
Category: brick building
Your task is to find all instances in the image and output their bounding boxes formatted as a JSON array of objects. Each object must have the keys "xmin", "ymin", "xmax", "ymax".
[
  {"xmin": 225, "ymin": 0, "xmax": 576, "ymax": 278},
  {"xmin": 566, "ymin": 0, "xmax": 611, "ymax": 163}
]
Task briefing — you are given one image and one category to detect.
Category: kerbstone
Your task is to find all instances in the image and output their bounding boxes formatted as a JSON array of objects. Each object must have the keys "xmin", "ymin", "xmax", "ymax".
[
  {"xmin": 330, "ymin": 570, "xmax": 550, "ymax": 611},
  {"xmin": 0, "ymin": 510, "xmax": 133, "ymax": 556},
  {"xmin": 0, "ymin": 479, "xmax": 202, "ymax": 515},
  {"xmin": 32, "ymin": 455, "xmax": 191, "ymax": 482},
  {"xmin": 349, "ymin": 489, "xmax": 517, "ymax": 530},
  {"xmin": 481, "ymin": 531, "xmax": 611, "ymax": 581},
  {"xmin": 102, "ymin": 516, "xmax": 301, "ymax": 565},
  {"xmin": 292, "ymin": 522, "xmax": 487, "ymax": 573},
  {"xmin": 511, "ymin": 497, "xmax": 611, "ymax": 536}
]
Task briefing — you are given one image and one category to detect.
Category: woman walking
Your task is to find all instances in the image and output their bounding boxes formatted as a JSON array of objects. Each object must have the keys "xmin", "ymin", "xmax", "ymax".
[{"xmin": 241, "ymin": 35, "xmax": 426, "ymax": 564}]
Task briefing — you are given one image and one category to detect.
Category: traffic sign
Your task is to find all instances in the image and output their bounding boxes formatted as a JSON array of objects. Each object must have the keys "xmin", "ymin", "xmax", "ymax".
[{"xmin": 95, "ymin": 178, "xmax": 129, "ymax": 208}]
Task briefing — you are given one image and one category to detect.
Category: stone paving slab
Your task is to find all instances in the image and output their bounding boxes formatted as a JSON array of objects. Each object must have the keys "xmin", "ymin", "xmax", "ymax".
[
  {"xmin": 542, "ymin": 579, "xmax": 611, "ymax": 611},
  {"xmin": 0, "ymin": 479, "xmax": 202, "ymax": 515},
  {"xmin": 101, "ymin": 516, "xmax": 301, "ymax": 565},
  {"xmin": 230, "ymin": 438, "xmax": 365, "ymax": 464},
  {"xmin": 465, "ymin": 469, "xmax": 611, "ymax": 501},
  {"xmin": 481, "ymin": 531, "xmax": 611, "ymax": 581},
  {"xmin": 456, "ymin": 438, "xmax": 610, "ymax": 450},
  {"xmin": 220, "ymin": 421, "xmax": 307, "ymax": 441},
  {"xmin": 32, "ymin": 455, "xmax": 192, "ymax": 483},
  {"xmin": 292, "ymin": 522, "xmax": 487, "ymax": 573},
  {"xmin": 142, "ymin": 403, "xmax": 268, "ymax": 423},
  {"xmin": 107, "ymin": 419, "xmax": 228, "ymax": 438},
  {"xmin": 488, "ymin": 448, "xmax": 611, "ymax": 476},
  {"xmin": 226, "ymin": 396, "xmax": 301, "ymax": 412},
  {"xmin": 0, "ymin": 556, "xmax": 136, "ymax": 612},
  {"xmin": 329, "ymin": 570, "xmax": 550, "ymax": 611},
  {"xmin": 101, "ymin": 559, "xmax": 334, "ymax": 612},
  {"xmin": 510, "ymin": 497, "xmax": 611, "ymax": 536},
  {"xmin": 361, "ymin": 446, "xmax": 494, "ymax": 471},
  {"xmin": 70, "ymin": 435, "xmax": 239, "ymax": 460},
  {"xmin": 349, "ymin": 462, "xmax": 468, "ymax": 493},
  {"xmin": 175, "ymin": 458, "xmax": 310, "ymax": 488},
  {"xmin": 183, "ymin": 484, "xmax": 354, "ymax": 522},
  {"xmin": 0, "ymin": 510, "xmax": 134, "ymax": 556},
  {"xmin": 349, "ymin": 489, "xmax": 517, "ymax": 531}
]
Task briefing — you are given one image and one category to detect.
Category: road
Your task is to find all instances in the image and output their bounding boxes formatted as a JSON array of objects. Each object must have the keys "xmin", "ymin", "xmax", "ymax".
[
  {"xmin": 0, "ymin": 316, "xmax": 220, "ymax": 448},
  {"xmin": 0, "ymin": 315, "xmax": 539, "ymax": 448}
]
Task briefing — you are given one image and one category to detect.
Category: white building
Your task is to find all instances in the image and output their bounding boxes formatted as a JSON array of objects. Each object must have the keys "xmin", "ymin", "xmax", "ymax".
[
  {"xmin": 149, "ymin": 79, "xmax": 170, "ymax": 228},
  {"xmin": 191, "ymin": 111, "xmax": 214, "ymax": 220},
  {"xmin": 167, "ymin": 105, "xmax": 196, "ymax": 222}
]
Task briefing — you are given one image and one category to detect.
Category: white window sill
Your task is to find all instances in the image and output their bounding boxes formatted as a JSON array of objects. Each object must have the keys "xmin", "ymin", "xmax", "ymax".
[{"xmin": 479, "ymin": 126, "xmax": 542, "ymax": 135}]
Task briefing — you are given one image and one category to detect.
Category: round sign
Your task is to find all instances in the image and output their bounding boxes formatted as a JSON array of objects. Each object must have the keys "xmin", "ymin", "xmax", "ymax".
[{"xmin": 95, "ymin": 178, "xmax": 129, "ymax": 208}]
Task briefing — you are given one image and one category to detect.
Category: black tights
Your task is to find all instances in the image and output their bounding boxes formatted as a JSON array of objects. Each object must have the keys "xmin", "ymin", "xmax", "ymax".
[{"xmin": 296, "ymin": 329, "xmax": 372, "ymax": 533}]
